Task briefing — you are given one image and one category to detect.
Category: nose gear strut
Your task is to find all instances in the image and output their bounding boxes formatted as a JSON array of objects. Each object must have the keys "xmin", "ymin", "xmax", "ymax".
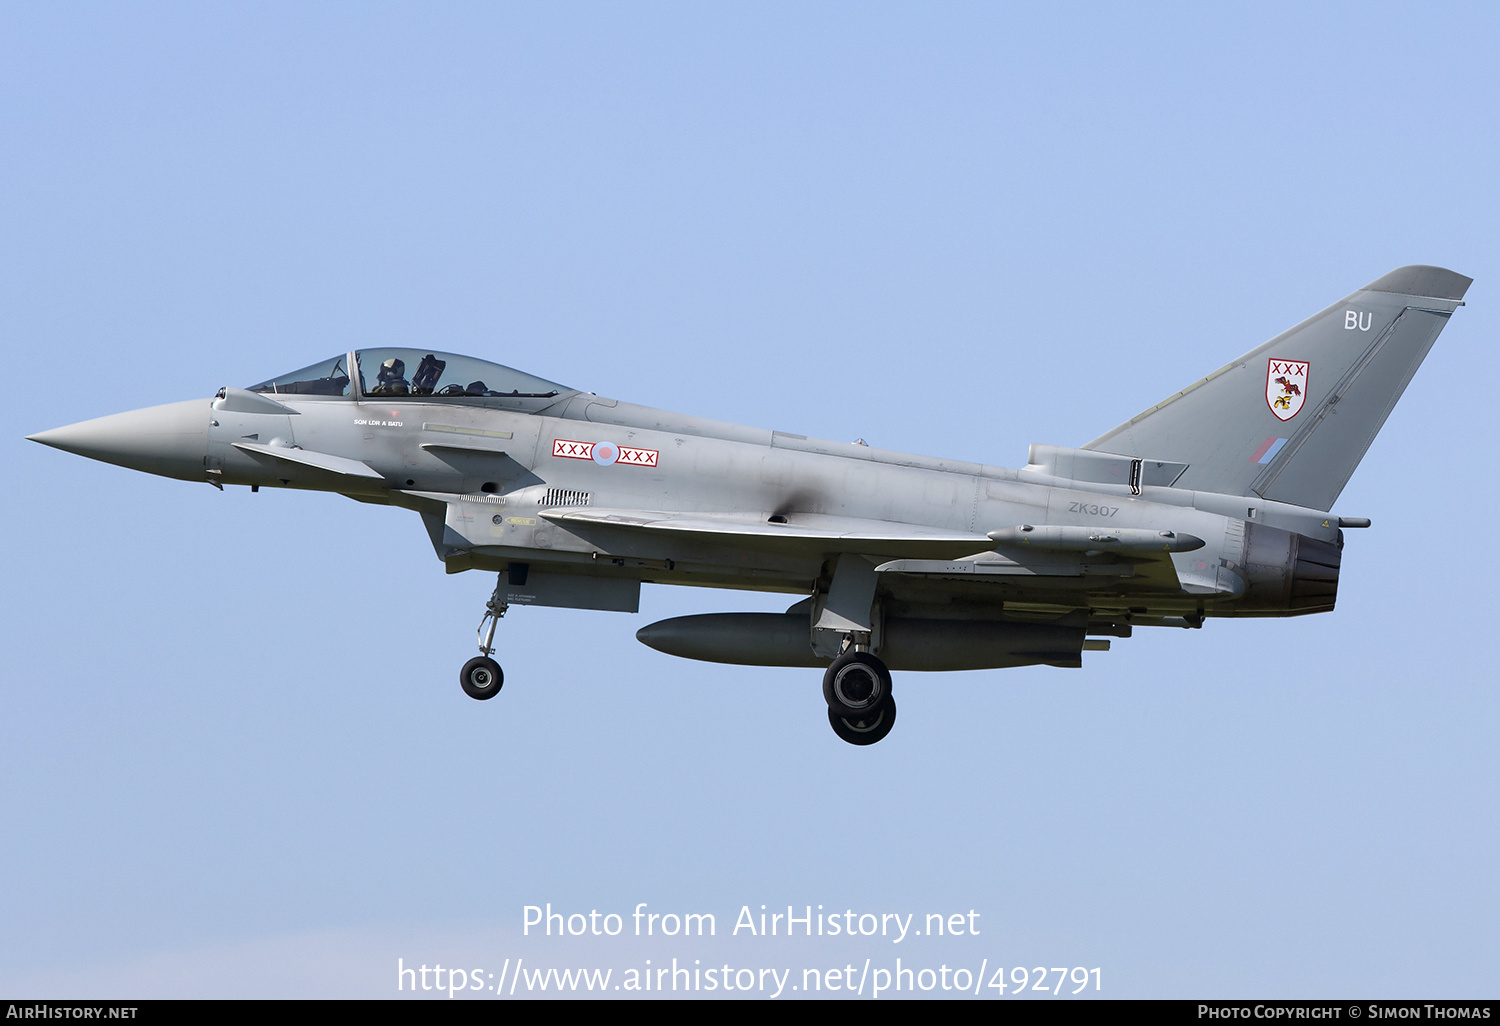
[
  {"xmin": 460, "ymin": 573, "xmax": 509, "ymax": 701},
  {"xmin": 477, "ymin": 574, "xmax": 508, "ymax": 658}
]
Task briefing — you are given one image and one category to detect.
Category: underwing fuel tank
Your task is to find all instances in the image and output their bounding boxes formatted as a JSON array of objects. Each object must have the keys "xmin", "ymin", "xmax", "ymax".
[{"xmin": 636, "ymin": 613, "xmax": 1087, "ymax": 670}]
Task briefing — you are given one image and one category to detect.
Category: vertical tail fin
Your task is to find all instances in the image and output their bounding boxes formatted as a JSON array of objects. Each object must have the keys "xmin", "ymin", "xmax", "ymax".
[{"xmin": 1084, "ymin": 266, "xmax": 1471, "ymax": 511}]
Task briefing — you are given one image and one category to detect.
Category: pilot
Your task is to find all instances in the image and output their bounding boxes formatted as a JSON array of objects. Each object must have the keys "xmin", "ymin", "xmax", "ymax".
[{"xmin": 370, "ymin": 357, "xmax": 409, "ymax": 396}]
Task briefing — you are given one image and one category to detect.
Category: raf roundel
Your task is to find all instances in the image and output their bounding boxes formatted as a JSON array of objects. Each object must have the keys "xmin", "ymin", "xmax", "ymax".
[{"xmin": 592, "ymin": 441, "xmax": 620, "ymax": 466}]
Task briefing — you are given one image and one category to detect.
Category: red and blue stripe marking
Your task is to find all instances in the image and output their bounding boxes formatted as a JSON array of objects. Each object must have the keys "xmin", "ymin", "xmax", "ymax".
[{"xmin": 1249, "ymin": 437, "xmax": 1288, "ymax": 464}]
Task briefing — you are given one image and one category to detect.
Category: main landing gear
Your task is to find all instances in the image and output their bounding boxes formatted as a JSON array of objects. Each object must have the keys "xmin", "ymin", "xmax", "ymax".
[
  {"xmin": 823, "ymin": 648, "xmax": 896, "ymax": 746},
  {"xmin": 460, "ymin": 574, "xmax": 508, "ymax": 701}
]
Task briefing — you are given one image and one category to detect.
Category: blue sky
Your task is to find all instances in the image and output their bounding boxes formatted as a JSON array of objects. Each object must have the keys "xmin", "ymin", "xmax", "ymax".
[{"xmin": 2, "ymin": 2, "xmax": 1497, "ymax": 998}]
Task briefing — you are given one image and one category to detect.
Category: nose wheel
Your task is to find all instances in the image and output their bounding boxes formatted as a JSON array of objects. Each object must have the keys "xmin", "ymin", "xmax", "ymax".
[
  {"xmin": 460, "ymin": 655, "xmax": 504, "ymax": 700},
  {"xmin": 461, "ymin": 573, "xmax": 510, "ymax": 701},
  {"xmin": 822, "ymin": 648, "xmax": 896, "ymax": 744}
]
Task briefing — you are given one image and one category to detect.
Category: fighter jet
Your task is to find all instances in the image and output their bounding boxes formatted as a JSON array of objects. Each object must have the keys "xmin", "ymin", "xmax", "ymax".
[{"xmin": 28, "ymin": 266, "xmax": 1469, "ymax": 744}]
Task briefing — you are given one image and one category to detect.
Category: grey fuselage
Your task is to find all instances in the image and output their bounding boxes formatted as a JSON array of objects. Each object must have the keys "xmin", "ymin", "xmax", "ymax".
[{"xmin": 194, "ymin": 372, "xmax": 1334, "ymax": 638}]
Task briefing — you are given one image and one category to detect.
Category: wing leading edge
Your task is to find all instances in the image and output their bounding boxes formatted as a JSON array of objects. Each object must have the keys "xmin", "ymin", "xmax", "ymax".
[{"xmin": 540, "ymin": 507, "xmax": 995, "ymax": 559}]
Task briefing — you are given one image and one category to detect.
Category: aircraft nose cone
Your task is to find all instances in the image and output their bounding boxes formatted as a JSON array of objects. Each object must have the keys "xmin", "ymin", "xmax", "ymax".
[{"xmin": 28, "ymin": 399, "xmax": 211, "ymax": 481}]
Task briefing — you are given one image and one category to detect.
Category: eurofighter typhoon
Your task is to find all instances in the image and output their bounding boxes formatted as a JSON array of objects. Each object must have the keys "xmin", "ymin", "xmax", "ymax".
[{"xmin": 28, "ymin": 266, "xmax": 1469, "ymax": 744}]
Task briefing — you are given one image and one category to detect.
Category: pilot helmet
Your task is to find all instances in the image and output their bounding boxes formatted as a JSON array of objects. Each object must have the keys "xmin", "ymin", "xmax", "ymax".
[{"xmin": 377, "ymin": 358, "xmax": 406, "ymax": 383}]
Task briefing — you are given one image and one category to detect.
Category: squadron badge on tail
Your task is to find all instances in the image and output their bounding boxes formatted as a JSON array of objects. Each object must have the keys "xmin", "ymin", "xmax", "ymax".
[{"xmin": 1267, "ymin": 359, "xmax": 1309, "ymax": 421}]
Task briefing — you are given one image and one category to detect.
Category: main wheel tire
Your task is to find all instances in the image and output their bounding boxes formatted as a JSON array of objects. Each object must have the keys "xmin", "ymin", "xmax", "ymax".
[
  {"xmin": 460, "ymin": 656, "xmax": 504, "ymax": 700},
  {"xmin": 822, "ymin": 651, "xmax": 892, "ymax": 718},
  {"xmin": 828, "ymin": 696, "xmax": 897, "ymax": 746}
]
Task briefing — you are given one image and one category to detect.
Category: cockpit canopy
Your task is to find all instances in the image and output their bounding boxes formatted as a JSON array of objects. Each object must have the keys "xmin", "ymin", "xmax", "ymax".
[
  {"xmin": 247, "ymin": 349, "xmax": 569, "ymax": 401},
  {"xmin": 355, "ymin": 348, "xmax": 566, "ymax": 398},
  {"xmin": 247, "ymin": 354, "xmax": 352, "ymax": 396}
]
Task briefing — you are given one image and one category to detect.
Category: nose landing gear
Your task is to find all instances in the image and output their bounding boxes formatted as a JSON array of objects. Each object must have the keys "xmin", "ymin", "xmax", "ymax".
[
  {"xmin": 460, "ymin": 574, "xmax": 509, "ymax": 701},
  {"xmin": 460, "ymin": 655, "xmax": 503, "ymax": 700}
]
